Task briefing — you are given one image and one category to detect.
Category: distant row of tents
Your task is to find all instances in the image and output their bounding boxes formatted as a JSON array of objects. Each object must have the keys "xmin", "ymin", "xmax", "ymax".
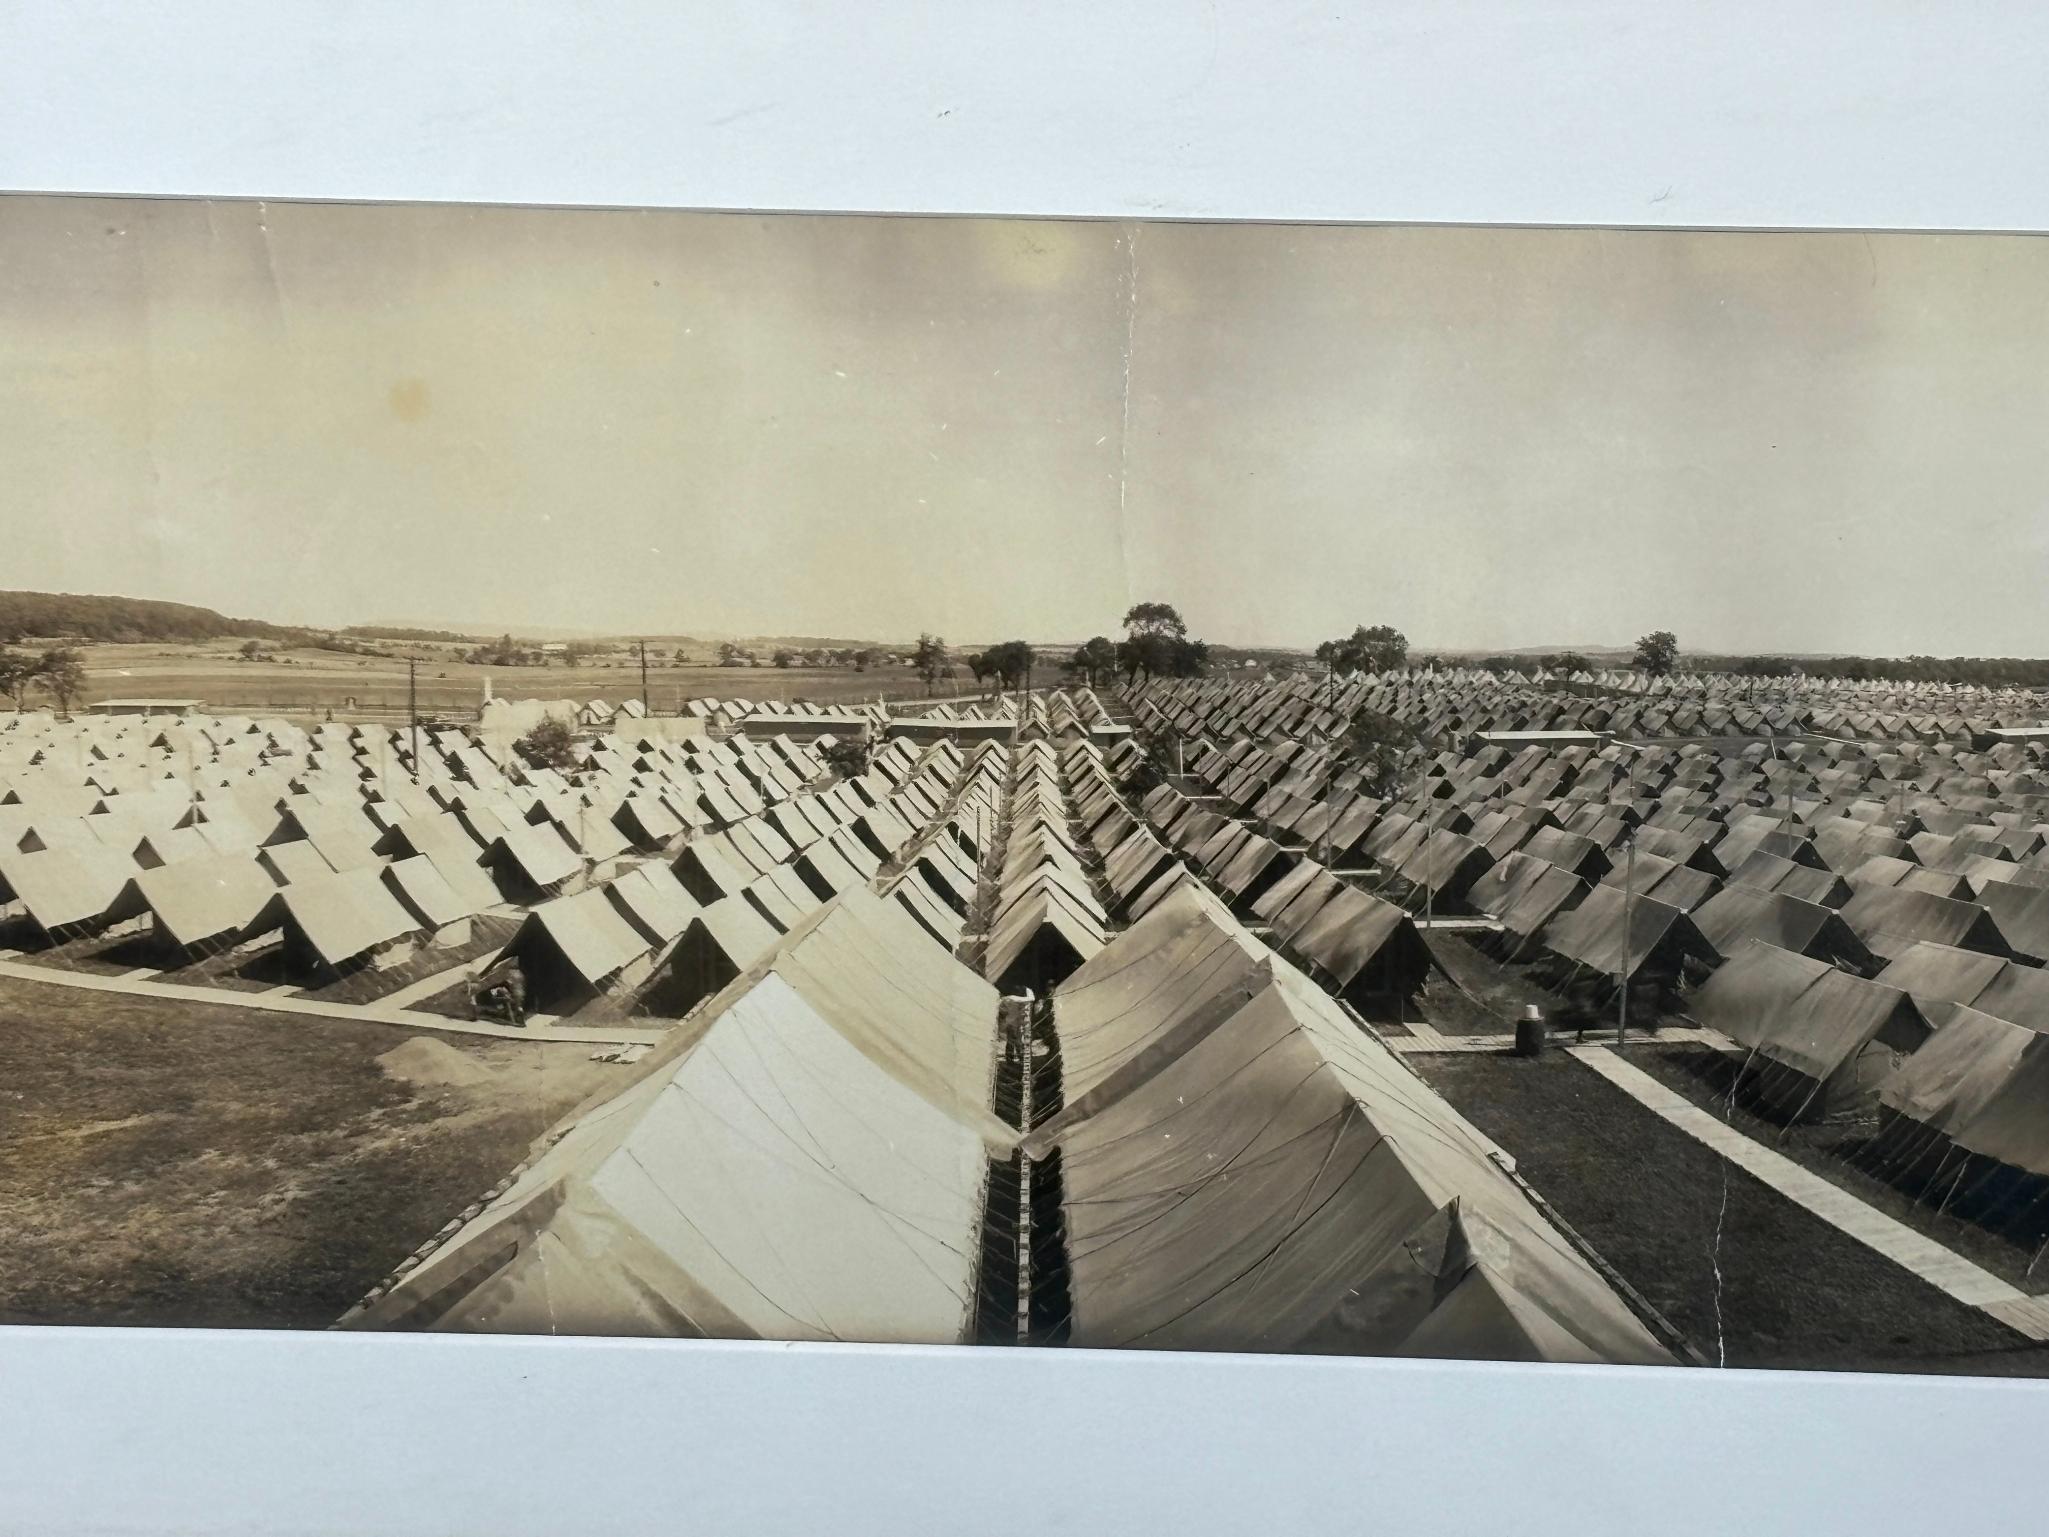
[{"xmin": 1136, "ymin": 676, "xmax": 2049, "ymax": 1205}]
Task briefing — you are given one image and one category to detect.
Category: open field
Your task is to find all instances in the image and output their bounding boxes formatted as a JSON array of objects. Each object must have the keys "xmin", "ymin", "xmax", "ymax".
[
  {"xmin": 1415, "ymin": 1048, "xmax": 2049, "ymax": 1375},
  {"xmin": 1634, "ymin": 1044, "xmax": 2049, "ymax": 1294},
  {"xmin": 55, "ymin": 640, "xmax": 994, "ymax": 720},
  {"xmin": 0, "ymin": 970, "xmax": 615, "ymax": 1328}
]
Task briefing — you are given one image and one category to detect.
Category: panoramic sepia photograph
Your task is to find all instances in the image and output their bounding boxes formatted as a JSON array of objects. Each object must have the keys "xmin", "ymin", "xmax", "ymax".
[{"xmin": 7, "ymin": 194, "xmax": 2049, "ymax": 1374}]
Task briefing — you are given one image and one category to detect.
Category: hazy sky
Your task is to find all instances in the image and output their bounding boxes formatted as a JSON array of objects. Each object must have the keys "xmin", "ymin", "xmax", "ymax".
[{"xmin": 4, "ymin": 195, "xmax": 2046, "ymax": 654}]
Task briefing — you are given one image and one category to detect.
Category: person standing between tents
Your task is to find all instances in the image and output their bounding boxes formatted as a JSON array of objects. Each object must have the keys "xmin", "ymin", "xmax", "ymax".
[
  {"xmin": 469, "ymin": 957, "xmax": 529, "ymax": 1027},
  {"xmin": 502, "ymin": 962, "xmax": 528, "ymax": 1026}
]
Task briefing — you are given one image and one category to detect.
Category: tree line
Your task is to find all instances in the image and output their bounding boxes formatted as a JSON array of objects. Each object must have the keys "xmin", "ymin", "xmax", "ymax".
[
  {"xmin": 0, "ymin": 646, "xmax": 90, "ymax": 715},
  {"xmin": 0, "ymin": 590, "xmax": 299, "ymax": 645},
  {"xmin": 1057, "ymin": 602, "xmax": 1212, "ymax": 688},
  {"xmin": 1304, "ymin": 626, "xmax": 1684, "ymax": 681},
  {"xmin": 1692, "ymin": 652, "xmax": 2049, "ymax": 688}
]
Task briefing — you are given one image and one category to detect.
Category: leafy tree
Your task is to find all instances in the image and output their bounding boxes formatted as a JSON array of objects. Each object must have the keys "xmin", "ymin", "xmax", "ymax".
[
  {"xmin": 1174, "ymin": 638, "xmax": 1211, "ymax": 677},
  {"xmin": 1124, "ymin": 720, "xmax": 1185, "ymax": 795},
  {"xmin": 1354, "ymin": 624, "xmax": 1408, "ymax": 673},
  {"xmin": 819, "ymin": 733, "xmax": 873, "ymax": 777},
  {"xmin": 1634, "ymin": 630, "xmax": 1681, "ymax": 676},
  {"xmin": 1068, "ymin": 635, "xmax": 1119, "ymax": 687},
  {"xmin": 1117, "ymin": 600, "xmax": 1215, "ymax": 684},
  {"xmin": 853, "ymin": 647, "xmax": 879, "ymax": 673},
  {"xmin": 1122, "ymin": 601, "xmax": 1187, "ymax": 640},
  {"xmin": 1342, "ymin": 707, "xmax": 1426, "ymax": 800},
  {"xmin": 772, "ymin": 648, "xmax": 796, "ymax": 669},
  {"xmin": 1545, "ymin": 651, "xmax": 1592, "ymax": 675},
  {"xmin": 965, "ymin": 651, "xmax": 991, "ymax": 687},
  {"xmin": 514, "ymin": 717, "xmax": 580, "ymax": 770},
  {"xmin": 37, "ymin": 647, "xmax": 88, "ymax": 716},
  {"xmin": 912, "ymin": 633, "xmax": 951, "ymax": 695},
  {"xmin": 0, "ymin": 647, "xmax": 39, "ymax": 710},
  {"xmin": 238, "ymin": 638, "xmax": 264, "ymax": 659},
  {"xmin": 1724, "ymin": 655, "xmax": 1796, "ymax": 678},
  {"xmin": 1118, "ymin": 631, "xmax": 1210, "ymax": 683},
  {"xmin": 717, "ymin": 642, "xmax": 747, "ymax": 667},
  {"xmin": 984, "ymin": 640, "xmax": 1036, "ymax": 689},
  {"xmin": 1318, "ymin": 623, "xmax": 1409, "ymax": 676}
]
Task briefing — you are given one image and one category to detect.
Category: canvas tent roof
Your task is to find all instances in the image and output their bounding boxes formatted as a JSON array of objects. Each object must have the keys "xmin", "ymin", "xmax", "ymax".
[
  {"xmin": 1537, "ymin": 886, "xmax": 1717, "ymax": 983},
  {"xmin": 123, "ymin": 853, "xmax": 278, "ymax": 950},
  {"xmin": 890, "ymin": 871, "xmax": 966, "ymax": 949},
  {"xmin": 489, "ymin": 821, "xmax": 583, "ymax": 893},
  {"xmin": 1032, "ymin": 950, "xmax": 1668, "ymax": 1364},
  {"xmin": 1879, "ymin": 1006, "xmax": 2049, "ymax": 1177},
  {"xmin": 355, "ymin": 888, "xmax": 1007, "ymax": 1343},
  {"xmin": 354, "ymin": 972, "xmax": 993, "ymax": 1342},
  {"xmin": 1276, "ymin": 881, "xmax": 1437, "ymax": 1000},
  {"xmin": 1050, "ymin": 882, "xmax": 1273, "ymax": 1104},
  {"xmin": 0, "ymin": 842, "xmax": 135, "ymax": 932},
  {"xmin": 1837, "ymin": 886, "xmax": 2016, "ymax": 963},
  {"xmin": 381, "ymin": 853, "xmax": 484, "ymax": 930},
  {"xmin": 983, "ymin": 881, "xmax": 1107, "ymax": 989},
  {"xmin": 1691, "ymin": 939, "xmax": 1928, "ymax": 1109},
  {"xmin": 256, "ymin": 865, "xmax": 423, "ymax": 968},
  {"xmin": 257, "ymin": 839, "xmax": 335, "ymax": 887},
  {"xmin": 1872, "ymin": 942, "xmax": 2014, "ymax": 1026},
  {"xmin": 1690, "ymin": 886, "xmax": 1877, "ymax": 972},
  {"xmin": 503, "ymin": 887, "xmax": 653, "ymax": 990}
]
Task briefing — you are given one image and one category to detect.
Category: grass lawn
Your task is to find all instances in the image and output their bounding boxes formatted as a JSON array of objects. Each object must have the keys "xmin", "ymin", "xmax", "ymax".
[
  {"xmin": 0, "ymin": 969, "xmax": 618, "ymax": 1329},
  {"xmin": 1414, "ymin": 1048, "xmax": 2049, "ymax": 1376},
  {"xmin": 1634, "ymin": 1043, "xmax": 2049, "ymax": 1295}
]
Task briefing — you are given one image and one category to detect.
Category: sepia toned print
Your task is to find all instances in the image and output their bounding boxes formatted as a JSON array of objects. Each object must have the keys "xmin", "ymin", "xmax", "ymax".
[{"xmin": 6, "ymin": 195, "xmax": 2049, "ymax": 1372}]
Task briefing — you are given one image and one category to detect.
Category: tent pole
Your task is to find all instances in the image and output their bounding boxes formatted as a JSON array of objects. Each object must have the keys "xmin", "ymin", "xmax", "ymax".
[
  {"xmin": 1618, "ymin": 834, "xmax": 1633, "ymax": 1047},
  {"xmin": 407, "ymin": 657, "xmax": 419, "ymax": 781}
]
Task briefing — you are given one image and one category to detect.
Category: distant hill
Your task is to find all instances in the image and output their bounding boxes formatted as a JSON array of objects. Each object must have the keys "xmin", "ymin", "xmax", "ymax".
[{"xmin": 0, "ymin": 590, "xmax": 302, "ymax": 646}]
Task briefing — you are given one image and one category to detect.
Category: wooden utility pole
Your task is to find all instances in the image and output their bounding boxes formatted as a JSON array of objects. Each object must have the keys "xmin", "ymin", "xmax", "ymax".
[
  {"xmin": 639, "ymin": 638, "xmax": 650, "ymax": 715},
  {"xmin": 1423, "ymin": 798, "xmax": 1436, "ymax": 933},
  {"xmin": 1618, "ymin": 834, "xmax": 1635, "ymax": 1047},
  {"xmin": 407, "ymin": 656, "xmax": 419, "ymax": 778}
]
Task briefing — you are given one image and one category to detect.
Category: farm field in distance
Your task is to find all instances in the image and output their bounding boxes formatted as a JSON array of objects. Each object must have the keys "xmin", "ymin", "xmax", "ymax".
[{"xmin": 60, "ymin": 639, "xmax": 995, "ymax": 720}]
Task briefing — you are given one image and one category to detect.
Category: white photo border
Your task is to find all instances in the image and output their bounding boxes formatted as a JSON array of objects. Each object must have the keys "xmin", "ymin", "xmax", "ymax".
[{"xmin": 5, "ymin": 3, "xmax": 2049, "ymax": 1532}]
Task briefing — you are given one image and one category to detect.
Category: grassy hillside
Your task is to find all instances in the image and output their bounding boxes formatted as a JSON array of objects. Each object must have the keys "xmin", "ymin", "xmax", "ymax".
[{"xmin": 0, "ymin": 590, "xmax": 299, "ymax": 646}]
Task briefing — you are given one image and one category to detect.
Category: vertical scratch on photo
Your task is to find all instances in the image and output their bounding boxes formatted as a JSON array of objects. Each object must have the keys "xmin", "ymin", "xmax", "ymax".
[
  {"xmin": 253, "ymin": 199, "xmax": 290, "ymax": 328},
  {"xmin": 1707, "ymin": 1058, "xmax": 1744, "ymax": 1369}
]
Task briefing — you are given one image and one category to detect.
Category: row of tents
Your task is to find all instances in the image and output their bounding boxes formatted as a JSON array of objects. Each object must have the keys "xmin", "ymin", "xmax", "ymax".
[
  {"xmin": 1145, "ymin": 669, "xmax": 2049, "ymax": 753},
  {"xmin": 1135, "ymin": 677, "xmax": 2049, "ymax": 1215},
  {"xmin": 981, "ymin": 738, "xmax": 1112, "ymax": 992},
  {"xmin": 0, "ymin": 708, "xmax": 924, "ymax": 986},
  {"xmin": 492, "ymin": 738, "xmax": 1000, "ymax": 1019},
  {"xmin": 346, "ymin": 875, "xmax": 1673, "ymax": 1365}
]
